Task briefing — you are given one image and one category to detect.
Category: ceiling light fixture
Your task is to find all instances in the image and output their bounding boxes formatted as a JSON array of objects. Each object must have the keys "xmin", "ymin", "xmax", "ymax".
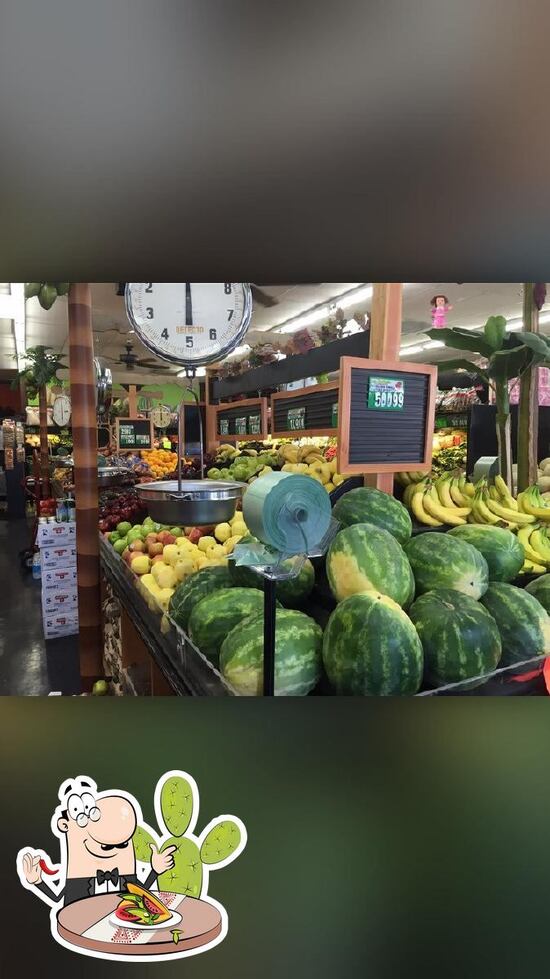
[
  {"xmin": 275, "ymin": 284, "xmax": 374, "ymax": 335},
  {"xmin": 399, "ymin": 345, "xmax": 423, "ymax": 356}
]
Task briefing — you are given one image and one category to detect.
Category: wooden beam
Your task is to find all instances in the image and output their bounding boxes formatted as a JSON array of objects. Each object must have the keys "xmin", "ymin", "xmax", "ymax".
[
  {"xmin": 365, "ymin": 284, "xmax": 404, "ymax": 493},
  {"xmin": 205, "ymin": 370, "xmax": 218, "ymax": 453},
  {"xmin": 517, "ymin": 283, "xmax": 540, "ymax": 492},
  {"xmin": 128, "ymin": 384, "xmax": 138, "ymax": 416},
  {"xmin": 68, "ymin": 284, "xmax": 103, "ymax": 690}
]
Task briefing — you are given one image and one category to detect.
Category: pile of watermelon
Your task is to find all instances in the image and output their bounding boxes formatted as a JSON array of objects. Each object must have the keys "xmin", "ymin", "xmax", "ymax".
[{"xmin": 166, "ymin": 487, "xmax": 550, "ymax": 696}]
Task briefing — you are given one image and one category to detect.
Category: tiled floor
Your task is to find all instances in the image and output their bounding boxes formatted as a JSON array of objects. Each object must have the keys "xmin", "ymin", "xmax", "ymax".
[{"xmin": 0, "ymin": 517, "xmax": 80, "ymax": 695}]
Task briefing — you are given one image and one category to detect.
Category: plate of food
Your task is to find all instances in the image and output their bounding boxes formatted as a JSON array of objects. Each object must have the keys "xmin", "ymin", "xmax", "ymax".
[{"xmin": 108, "ymin": 883, "xmax": 182, "ymax": 931}]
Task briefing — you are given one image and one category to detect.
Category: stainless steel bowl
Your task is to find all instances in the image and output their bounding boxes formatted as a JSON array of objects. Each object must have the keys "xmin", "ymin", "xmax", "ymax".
[
  {"xmin": 97, "ymin": 466, "xmax": 134, "ymax": 488},
  {"xmin": 136, "ymin": 480, "xmax": 245, "ymax": 526}
]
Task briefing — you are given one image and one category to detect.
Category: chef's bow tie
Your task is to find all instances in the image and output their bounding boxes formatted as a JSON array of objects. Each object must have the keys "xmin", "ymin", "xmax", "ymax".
[{"xmin": 96, "ymin": 868, "xmax": 119, "ymax": 886}]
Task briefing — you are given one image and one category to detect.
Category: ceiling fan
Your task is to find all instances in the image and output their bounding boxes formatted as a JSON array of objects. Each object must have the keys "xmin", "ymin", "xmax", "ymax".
[{"xmin": 104, "ymin": 339, "xmax": 172, "ymax": 373}]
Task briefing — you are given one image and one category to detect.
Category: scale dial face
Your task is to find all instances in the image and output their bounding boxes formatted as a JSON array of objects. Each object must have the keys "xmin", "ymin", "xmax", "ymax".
[
  {"xmin": 150, "ymin": 405, "xmax": 171, "ymax": 429},
  {"xmin": 125, "ymin": 283, "xmax": 253, "ymax": 367},
  {"xmin": 52, "ymin": 394, "xmax": 72, "ymax": 427}
]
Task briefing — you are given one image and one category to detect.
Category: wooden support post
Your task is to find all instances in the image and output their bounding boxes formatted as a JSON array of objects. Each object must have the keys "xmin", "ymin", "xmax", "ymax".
[
  {"xmin": 68, "ymin": 284, "xmax": 103, "ymax": 690},
  {"xmin": 517, "ymin": 283, "xmax": 540, "ymax": 492},
  {"xmin": 365, "ymin": 283, "xmax": 404, "ymax": 494},
  {"xmin": 205, "ymin": 370, "xmax": 218, "ymax": 453},
  {"xmin": 128, "ymin": 384, "xmax": 138, "ymax": 416}
]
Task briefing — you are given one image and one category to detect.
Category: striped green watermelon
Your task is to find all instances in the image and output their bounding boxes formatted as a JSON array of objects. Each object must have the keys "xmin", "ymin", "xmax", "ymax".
[
  {"xmin": 404, "ymin": 532, "xmax": 489, "ymax": 599},
  {"xmin": 169, "ymin": 566, "xmax": 233, "ymax": 632},
  {"xmin": 322, "ymin": 591, "xmax": 423, "ymax": 695},
  {"xmin": 188, "ymin": 587, "xmax": 266, "ymax": 664},
  {"xmin": 409, "ymin": 589, "xmax": 501, "ymax": 688},
  {"xmin": 326, "ymin": 522, "xmax": 414, "ymax": 608},
  {"xmin": 525, "ymin": 574, "xmax": 550, "ymax": 613},
  {"xmin": 480, "ymin": 582, "xmax": 550, "ymax": 668},
  {"xmin": 447, "ymin": 525, "xmax": 524, "ymax": 582},
  {"xmin": 229, "ymin": 547, "xmax": 315, "ymax": 608},
  {"xmin": 332, "ymin": 487, "xmax": 412, "ymax": 545},
  {"xmin": 220, "ymin": 609, "xmax": 322, "ymax": 695}
]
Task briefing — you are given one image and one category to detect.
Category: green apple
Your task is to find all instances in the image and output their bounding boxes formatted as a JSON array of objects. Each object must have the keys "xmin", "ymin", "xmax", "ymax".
[
  {"xmin": 116, "ymin": 521, "xmax": 132, "ymax": 536},
  {"xmin": 92, "ymin": 680, "xmax": 109, "ymax": 696},
  {"xmin": 108, "ymin": 531, "xmax": 120, "ymax": 543},
  {"xmin": 127, "ymin": 527, "xmax": 143, "ymax": 544},
  {"xmin": 113, "ymin": 538, "xmax": 128, "ymax": 555}
]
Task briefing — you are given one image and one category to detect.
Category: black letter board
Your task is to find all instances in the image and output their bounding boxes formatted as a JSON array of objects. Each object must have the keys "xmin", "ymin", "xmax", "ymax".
[
  {"xmin": 337, "ymin": 358, "xmax": 437, "ymax": 474},
  {"xmin": 215, "ymin": 398, "xmax": 268, "ymax": 441},
  {"xmin": 271, "ymin": 383, "xmax": 340, "ymax": 437},
  {"xmin": 115, "ymin": 417, "xmax": 154, "ymax": 451}
]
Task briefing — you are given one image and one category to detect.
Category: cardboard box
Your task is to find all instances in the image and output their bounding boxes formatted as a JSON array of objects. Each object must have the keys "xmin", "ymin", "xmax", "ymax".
[
  {"xmin": 40, "ymin": 546, "xmax": 77, "ymax": 570},
  {"xmin": 43, "ymin": 610, "xmax": 79, "ymax": 640},
  {"xmin": 42, "ymin": 567, "xmax": 78, "ymax": 591},
  {"xmin": 41, "ymin": 590, "xmax": 78, "ymax": 615},
  {"xmin": 37, "ymin": 522, "xmax": 76, "ymax": 548}
]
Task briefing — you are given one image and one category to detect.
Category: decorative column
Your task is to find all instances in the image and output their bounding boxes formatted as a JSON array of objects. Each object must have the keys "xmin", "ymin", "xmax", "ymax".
[
  {"xmin": 68, "ymin": 284, "xmax": 103, "ymax": 689},
  {"xmin": 365, "ymin": 283, "xmax": 404, "ymax": 494}
]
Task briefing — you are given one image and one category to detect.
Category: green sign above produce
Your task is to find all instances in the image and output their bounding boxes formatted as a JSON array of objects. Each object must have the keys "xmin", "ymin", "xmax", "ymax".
[
  {"xmin": 235, "ymin": 416, "xmax": 247, "ymax": 436},
  {"xmin": 248, "ymin": 414, "xmax": 261, "ymax": 435},
  {"xmin": 219, "ymin": 418, "xmax": 229, "ymax": 436},
  {"xmin": 287, "ymin": 406, "xmax": 306, "ymax": 431},
  {"xmin": 367, "ymin": 377, "xmax": 405, "ymax": 411},
  {"xmin": 331, "ymin": 403, "xmax": 338, "ymax": 427},
  {"xmin": 118, "ymin": 420, "xmax": 153, "ymax": 450}
]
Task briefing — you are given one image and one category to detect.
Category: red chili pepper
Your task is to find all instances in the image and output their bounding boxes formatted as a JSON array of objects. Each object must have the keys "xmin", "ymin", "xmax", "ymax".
[{"xmin": 39, "ymin": 858, "xmax": 59, "ymax": 876}]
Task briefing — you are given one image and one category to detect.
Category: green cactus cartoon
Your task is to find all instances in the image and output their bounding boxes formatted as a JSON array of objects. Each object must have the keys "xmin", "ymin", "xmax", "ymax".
[
  {"xmin": 200, "ymin": 820, "xmax": 242, "ymax": 864},
  {"xmin": 133, "ymin": 771, "xmax": 245, "ymax": 897}
]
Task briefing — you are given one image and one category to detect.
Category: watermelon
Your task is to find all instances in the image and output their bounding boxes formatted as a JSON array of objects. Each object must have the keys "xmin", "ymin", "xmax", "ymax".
[
  {"xmin": 169, "ymin": 566, "xmax": 233, "ymax": 632},
  {"xmin": 229, "ymin": 548, "xmax": 315, "ymax": 608},
  {"xmin": 480, "ymin": 582, "xmax": 550, "ymax": 668},
  {"xmin": 409, "ymin": 589, "xmax": 501, "ymax": 688},
  {"xmin": 404, "ymin": 533, "xmax": 489, "ymax": 600},
  {"xmin": 332, "ymin": 487, "xmax": 412, "ymax": 545},
  {"xmin": 220, "ymin": 609, "xmax": 322, "ymax": 696},
  {"xmin": 447, "ymin": 525, "xmax": 524, "ymax": 582},
  {"xmin": 525, "ymin": 574, "xmax": 550, "ymax": 613},
  {"xmin": 322, "ymin": 591, "xmax": 423, "ymax": 695},
  {"xmin": 326, "ymin": 522, "xmax": 414, "ymax": 608},
  {"xmin": 188, "ymin": 587, "xmax": 266, "ymax": 664}
]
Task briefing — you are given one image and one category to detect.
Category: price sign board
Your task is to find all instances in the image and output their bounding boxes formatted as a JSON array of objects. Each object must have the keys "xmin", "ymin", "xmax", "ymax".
[
  {"xmin": 219, "ymin": 418, "xmax": 229, "ymax": 436},
  {"xmin": 116, "ymin": 418, "xmax": 154, "ymax": 451},
  {"xmin": 214, "ymin": 398, "xmax": 268, "ymax": 442},
  {"xmin": 249, "ymin": 414, "xmax": 261, "ymax": 435},
  {"xmin": 235, "ymin": 416, "xmax": 247, "ymax": 436},
  {"xmin": 367, "ymin": 377, "xmax": 405, "ymax": 411},
  {"xmin": 337, "ymin": 357, "xmax": 437, "ymax": 474},
  {"xmin": 287, "ymin": 407, "xmax": 306, "ymax": 431}
]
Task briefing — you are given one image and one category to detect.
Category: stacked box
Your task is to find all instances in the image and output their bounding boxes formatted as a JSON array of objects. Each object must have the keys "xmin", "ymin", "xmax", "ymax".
[{"xmin": 38, "ymin": 523, "xmax": 79, "ymax": 639}]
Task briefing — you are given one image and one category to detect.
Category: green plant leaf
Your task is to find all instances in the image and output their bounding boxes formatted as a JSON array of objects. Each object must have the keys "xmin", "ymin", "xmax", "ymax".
[
  {"xmin": 426, "ymin": 328, "xmax": 493, "ymax": 357},
  {"xmin": 513, "ymin": 331, "xmax": 550, "ymax": 357},
  {"xmin": 483, "ymin": 316, "xmax": 507, "ymax": 351},
  {"xmin": 488, "ymin": 347, "xmax": 535, "ymax": 381},
  {"xmin": 436, "ymin": 358, "xmax": 488, "ymax": 380}
]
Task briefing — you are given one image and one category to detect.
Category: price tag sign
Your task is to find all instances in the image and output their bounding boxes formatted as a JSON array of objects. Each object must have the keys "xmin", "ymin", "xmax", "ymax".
[
  {"xmin": 235, "ymin": 417, "xmax": 247, "ymax": 436},
  {"xmin": 287, "ymin": 406, "xmax": 306, "ymax": 431},
  {"xmin": 367, "ymin": 377, "xmax": 405, "ymax": 411},
  {"xmin": 331, "ymin": 403, "xmax": 338, "ymax": 427},
  {"xmin": 249, "ymin": 414, "xmax": 261, "ymax": 435},
  {"xmin": 219, "ymin": 418, "xmax": 229, "ymax": 436}
]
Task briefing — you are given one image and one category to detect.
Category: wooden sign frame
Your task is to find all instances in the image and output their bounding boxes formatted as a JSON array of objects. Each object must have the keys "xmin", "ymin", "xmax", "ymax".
[
  {"xmin": 337, "ymin": 357, "xmax": 437, "ymax": 474},
  {"xmin": 213, "ymin": 397, "xmax": 268, "ymax": 442},
  {"xmin": 115, "ymin": 417, "xmax": 154, "ymax": 452},
  {"xmin": 270, "ymin": 382, "xmax": 340, "ymax": 438}
]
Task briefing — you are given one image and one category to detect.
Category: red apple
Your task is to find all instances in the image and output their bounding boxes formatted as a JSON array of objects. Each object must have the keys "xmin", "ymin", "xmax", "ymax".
[
  {"xmin": 122, "ymin": 549, "xmax": 133, "ymax": 567},
  {"xmin": 157, "ymin": 531, "xmax": 176, "ymax": 546},
  {"xmin": 148, "ymin": 541, "xmax": 164, "ymax": 557},
  {"xmin": 187, "ymin": 528, "xmax": 203, "ymax": 545},
  {"xmin": 145, "ymin": 533, "xmax": 158, "ymax": 545},
  {"xmin": 129, "ymin": 539, "xmax": 145, "ymax": 553},
  {"xmin": 151, "ymin": 554, "xmax": 165, "ymax": 565}
]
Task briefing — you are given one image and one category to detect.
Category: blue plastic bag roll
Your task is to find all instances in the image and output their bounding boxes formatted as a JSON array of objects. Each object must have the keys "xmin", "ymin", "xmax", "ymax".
[{"xmin": 243, "ymin": 471, "xmax": 331, "ymax": 555}]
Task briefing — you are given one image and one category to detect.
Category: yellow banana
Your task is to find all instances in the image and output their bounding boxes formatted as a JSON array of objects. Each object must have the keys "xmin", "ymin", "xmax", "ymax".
[
  {"xmin": 423, "ymin": 487, "xmax": 468, "ymax": 526},
  {"xmin": 461, "ymin": 478, "xmax": 476, "ymax": 499},
  {"xmin": 449, "ymin": 478, "xmax": 470, "ymax": 507},
  {"xmin": 488, "ymin": 485, "xmax": 499, "ymax": 501},
  {"xmin": 521, "ymin": 560, "xmax": 546, "ymax": 574},
  {"xmin": 471, "ymin": 491, "xmax": 501, "ymax": 524},
  {"xmin": 436, "ymin": 476, "xmax": 458, "ymax": 509},
  {"xmin": 396, "ymin": 472, "xmax": 411, "ymax": 486},
  {"xmin": 411, "ymin": 488, "xmax": 443, "ymax": 527},
  {"xmin": 494, "ymin": 474, "xmax": 518, "ymax": 509},
  {"xmin": 485, "ymin": 497, "xmax": 535, "ymax": 525},
  {"xmin": 519, "ymin": 486, "xmax": 550, "ymax": 520},
  {"xmin": 403, "ymin": 481, "xmax": 425, "ymax": 507},
  {"xmin": 529, "ymin": 528, "xmax": 550, "ymax": 563},
  {"xmin": 517, "ymin": 525, "xmax": 550, "ymax": 566}
]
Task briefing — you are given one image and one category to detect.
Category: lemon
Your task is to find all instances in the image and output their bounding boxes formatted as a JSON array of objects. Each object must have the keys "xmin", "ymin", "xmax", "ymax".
[
  {"xmin": 198, "ymin": 535, "xmax": 216, "ymax": 553},
  {"xmin": 214, "ymin": 522, "xmax": 232, "ymax": 543}
]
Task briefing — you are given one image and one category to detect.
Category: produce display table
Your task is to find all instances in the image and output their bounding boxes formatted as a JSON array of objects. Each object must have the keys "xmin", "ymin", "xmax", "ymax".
[
  {"xmin": 56, "ymin": 892, "xmax": 222, "ymax": 958},
  {"xmin": 99, "ymin": 536, "xmax": 234, "ymax": 696}
]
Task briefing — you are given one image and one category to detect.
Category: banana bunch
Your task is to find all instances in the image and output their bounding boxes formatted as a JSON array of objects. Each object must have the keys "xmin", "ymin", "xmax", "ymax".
[
  {"xmin": 404, "ymin": 474, "xmax": 473, "ymax": 527},
  {"xmin": 468, "ymin": 476, "xmax": 530, "ymax": 530},
  {"xmin": 396, "ymin": 471, "xmax": 429, "ymax": 486},
  {"xmin": 216, "ymin": 443, "xmax": 241, "ymax": 463},
  {"xmin": 278, "ymin": 443, "xmax": 326, "ymax": 466},
  {"xmin": 515, "ymin": 523, "xmax": 550, "ymax": 573},
  {"xmin": 517, "ymin": 484, "xmax": 550, "ymax": 521}
]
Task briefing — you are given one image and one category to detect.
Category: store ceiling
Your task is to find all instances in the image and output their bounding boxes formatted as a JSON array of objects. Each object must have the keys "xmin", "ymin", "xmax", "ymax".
[{"xmin": 0, "ymin": 283, "xmax": 548, "ymax": 380}]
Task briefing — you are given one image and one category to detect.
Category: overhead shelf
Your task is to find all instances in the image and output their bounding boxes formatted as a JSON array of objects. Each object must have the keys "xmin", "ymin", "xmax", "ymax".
[{"xmin": 212, "ymin": 331, "xmax": 370, "ymax": 399}]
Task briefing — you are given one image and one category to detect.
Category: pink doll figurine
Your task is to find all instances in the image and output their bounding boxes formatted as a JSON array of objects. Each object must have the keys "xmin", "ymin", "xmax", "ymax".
[{"xmin": 431, "ymin": 294, "xmax": 452, "ymax": 329}]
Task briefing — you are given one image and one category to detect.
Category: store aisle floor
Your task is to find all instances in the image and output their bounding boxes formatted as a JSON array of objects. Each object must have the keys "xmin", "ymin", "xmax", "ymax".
[{"xmin": 0, "ymin": 518, "xmax": 80, "ymax": 695}]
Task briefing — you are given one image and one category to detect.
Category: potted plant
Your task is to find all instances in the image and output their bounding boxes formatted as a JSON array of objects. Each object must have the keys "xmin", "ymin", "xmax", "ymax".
[
  {"xmin": 13, "ymin": 346, "xmax": 67, "ymax": 497},
  {"xmin": 428, "ymin": 316, "xmax": 550, "ymax": 491}
]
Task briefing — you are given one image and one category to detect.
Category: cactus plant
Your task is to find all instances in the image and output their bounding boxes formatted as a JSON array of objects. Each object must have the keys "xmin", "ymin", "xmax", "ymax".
[
  {"xmin": 160, "ymin": 775, "xmax": 194, "ymax": 837},
  {"xmin": 200, "ymin": 820, "xmax": 242, "ymax": 865},
  {"xmin": 134, "ymin": 772, "xmax": 245, "ymax": 897},
  {"xmin": 157, "ymin": 837, "xmax": 203, "ymax": 897},
  {"xmin": 132, "ymin": 824, "xmax": 156, "ymax": 864}
]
